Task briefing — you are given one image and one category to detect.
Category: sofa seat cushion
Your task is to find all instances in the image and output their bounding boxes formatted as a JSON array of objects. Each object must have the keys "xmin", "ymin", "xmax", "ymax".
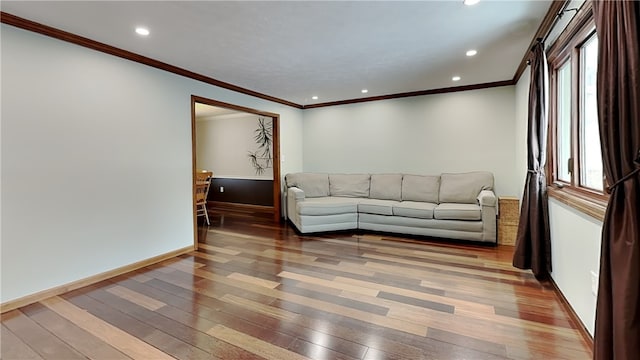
[
  {"xmin": 297, "ymin": 197, "xmax": 360, "ymax": 216},
  {"xmin": 358, "ymin": 199, "xmax": 399, "ymax": 216},
  {"xmin": 392, "ymin": 201, "xmax": 437, "ymax": 219},
  {"xmin": 434, "ymin": 203, "xmax": 481, "ymax": 220}
]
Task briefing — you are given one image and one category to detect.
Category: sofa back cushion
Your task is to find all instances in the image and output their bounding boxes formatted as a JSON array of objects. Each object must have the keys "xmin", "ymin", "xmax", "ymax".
[
  {"xmin": 285, "ymin": 173, "xmax": 329, "ymax": 198},
  {"xmin": 370, "ymin": 174, "xmax": 403, "ymax": 201},
  {"xmin": 439, "ymin": 172, "xmax": 494, "ymax": 204},
  {"xmin": 329, "ymin": 174, "xmax": 371, "ymax": 197},
  {"xmin": 401, "ymin": 175, "xmax": 440, "ymax": 203}
]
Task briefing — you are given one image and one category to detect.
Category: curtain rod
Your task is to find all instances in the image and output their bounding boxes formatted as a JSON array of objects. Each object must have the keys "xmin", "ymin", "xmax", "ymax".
[{"xmin": 541, "ymin": 3, "xmax": 580, "ymax": 45}]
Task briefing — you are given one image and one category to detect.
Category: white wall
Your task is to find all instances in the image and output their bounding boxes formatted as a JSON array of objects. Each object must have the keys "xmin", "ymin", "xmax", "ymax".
[
  {"xmin": 514, "ymin": 69, "xmax": 602, "ymax": 336},
  {"xmin": 0, "ymin": 24, "xmax": 303, "ymax": 304},
  {"xmin": 549, "ymin": 200, "xmax": 602, "ymax": 335},
  {"xmin": 302, "ymin": 86, "xmax": 520, "ymax": 197},
  {"xmin": 196, "ymin": 114, "xmax": 274, "ymax": 179}
]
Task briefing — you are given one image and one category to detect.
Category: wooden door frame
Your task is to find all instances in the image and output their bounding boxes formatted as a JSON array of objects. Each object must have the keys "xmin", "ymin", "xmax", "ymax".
[{"xmin": 191, "ymin": 95, "xmax": 281, "ymax": 248}]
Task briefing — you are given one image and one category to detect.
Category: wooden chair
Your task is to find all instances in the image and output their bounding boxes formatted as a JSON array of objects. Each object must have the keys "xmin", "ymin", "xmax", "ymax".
[{"xmin": 195, "ymin": 171, "xmax": 213, "ymax": 225}]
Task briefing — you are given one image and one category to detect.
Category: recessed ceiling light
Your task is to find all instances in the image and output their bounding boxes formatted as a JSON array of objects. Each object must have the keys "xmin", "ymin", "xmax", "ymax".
[
  {"xmin": 311, "ymin": 96, "xmax": 318, "ymax": 100},
  {"xmin": 466, "ymin": 49, "xmax": 477, "ymax": 56},
  {"xmin": 463, "ymin": 0, "xmax": 480, "ymax": 5},
  {"xmin": 361, "ymin": 89, "xmax": 369, "ymax": 94},
  {"xmin": 452, "ymin": 76, "xmax": 461, "ymax": 81},
  {"xmin": 135, "ymin": 27, "xmax": 150, "ymax": 36}
]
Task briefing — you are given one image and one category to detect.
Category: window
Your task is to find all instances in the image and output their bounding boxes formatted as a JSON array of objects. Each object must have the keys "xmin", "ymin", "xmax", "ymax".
[
  {"xmin": 556, "ymin": 61, "xmax": 572, "ymax": 183},
  {"xmin": 548, "ymin": 14, "xmax": 607, "ymax": 217},
  {"xmin": 579, "ymin": 35, "xmax": 602, "ymax": 191}
]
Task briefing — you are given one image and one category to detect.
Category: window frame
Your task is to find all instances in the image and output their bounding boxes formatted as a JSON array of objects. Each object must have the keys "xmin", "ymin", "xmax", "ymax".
[
  {"xmin": 546, "ymin": 6, "xmax": 608, "ymax": 220},
  {"xmin": 554, "ymin": 59, "xmax": 573, "ymax": 184}
]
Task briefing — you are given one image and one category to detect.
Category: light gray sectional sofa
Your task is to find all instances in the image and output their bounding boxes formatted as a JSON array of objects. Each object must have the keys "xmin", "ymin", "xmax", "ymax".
[{"xmin": 285, "ymin": 172, "xmax": 497, "ymax": 243}]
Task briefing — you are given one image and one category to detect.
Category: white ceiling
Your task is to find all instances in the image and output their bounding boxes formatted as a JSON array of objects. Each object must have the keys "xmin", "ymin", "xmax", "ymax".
[{"xmin": 1, "ymin": 1, "xmax": 552, "ymax": 107}]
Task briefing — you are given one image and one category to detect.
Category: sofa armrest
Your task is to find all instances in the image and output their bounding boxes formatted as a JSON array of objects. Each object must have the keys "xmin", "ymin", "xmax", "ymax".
[
  {"xmin": 477, "ymin": 190, "xmax": 496, "ymax": 207},
  {"xmin": 477, "ymin": 190, "xmax": 497, "ymax": 242},
  {"xmin": 288, "ymin": 186, "xmax": 305, "ymax": 201},
  {"xmin": 286, "ymin": 187, "xmax": 305, "ymax": 230}
]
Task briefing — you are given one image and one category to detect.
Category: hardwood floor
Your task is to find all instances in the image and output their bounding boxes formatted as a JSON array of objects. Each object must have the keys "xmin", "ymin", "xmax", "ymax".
[{"xmin": 2, "ymin": 205, "xmax": 593, "ymax": 359}]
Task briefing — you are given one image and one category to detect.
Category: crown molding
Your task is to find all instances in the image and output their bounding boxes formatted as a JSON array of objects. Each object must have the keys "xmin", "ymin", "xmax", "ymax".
[
  {"xmin": 512, "ymin": 1, "xmax": 569, "ymax": 84},
  {"xmin": 302, "ymin": 80, "xmax": 515, "ymax": 109},
  {"xmin": 3, "ymin": 10, "xmax": 540, "ymax": 110},
  {"xmin": 0, "ymin": 11, "xmax": 303, "ymax": 109}
]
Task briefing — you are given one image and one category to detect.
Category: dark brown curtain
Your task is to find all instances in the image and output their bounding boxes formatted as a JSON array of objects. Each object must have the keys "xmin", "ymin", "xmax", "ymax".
[
  {"xmin": 513, "ymin": 41, "xmax": 552, "ymax": 279},
  {"xmin": 593, "ymin": 2, "xmax": 640, "ymax": 359}
]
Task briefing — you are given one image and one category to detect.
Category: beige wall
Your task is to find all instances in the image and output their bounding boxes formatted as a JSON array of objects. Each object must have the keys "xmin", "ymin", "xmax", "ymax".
[
  {"xmin": 196, "ymin": 113, "xmax": 274, "ymax": 179},
  {"xmin": 302, "ymin": 86, "xmax": 519, "ymax": 197}
]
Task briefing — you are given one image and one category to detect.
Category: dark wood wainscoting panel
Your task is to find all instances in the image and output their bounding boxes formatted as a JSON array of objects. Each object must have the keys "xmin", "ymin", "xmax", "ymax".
[{"xmin": 208, "ymin": 178, "xmax": 274, "ymax": 206}]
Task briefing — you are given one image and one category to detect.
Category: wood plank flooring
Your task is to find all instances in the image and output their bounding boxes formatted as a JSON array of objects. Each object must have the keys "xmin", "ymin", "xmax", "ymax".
[{"xmin": 1, "ymin": 206, "xmax": 593, "ymax": 359}]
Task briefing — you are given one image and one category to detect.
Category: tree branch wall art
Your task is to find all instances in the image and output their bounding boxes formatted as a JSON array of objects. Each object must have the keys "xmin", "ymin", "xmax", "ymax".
[{"xmin": 247, "ymin": 117, "xmax": 273, "ymax": 175}]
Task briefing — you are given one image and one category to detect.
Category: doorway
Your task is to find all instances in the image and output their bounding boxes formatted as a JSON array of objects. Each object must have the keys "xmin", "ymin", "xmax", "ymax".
[{"xmin": 191, "ymin": 96, "xmax": 281, "ymax": 246}]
